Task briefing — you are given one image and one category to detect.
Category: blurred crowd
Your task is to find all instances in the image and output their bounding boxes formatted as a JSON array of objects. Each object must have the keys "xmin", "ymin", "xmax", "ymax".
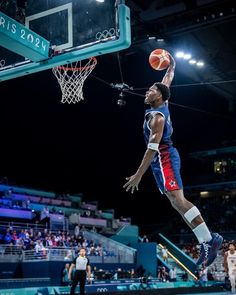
[{"xmin": 0, "ymin": 226, "xmax": 115, "ymax": 257}]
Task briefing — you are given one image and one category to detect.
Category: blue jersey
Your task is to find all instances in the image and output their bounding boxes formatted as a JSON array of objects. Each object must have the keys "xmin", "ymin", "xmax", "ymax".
[
  {"xmin": 143, "ymin": 102, "xmax": 183, "ymax": 193},
  {"xmin": 143, "ymin": 102, "xmax": 173, "ymax": 147}
]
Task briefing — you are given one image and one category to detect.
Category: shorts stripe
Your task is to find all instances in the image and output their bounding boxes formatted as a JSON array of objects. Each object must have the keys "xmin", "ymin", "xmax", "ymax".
[{"xmin": 151, "ymin": 146, "xmax": 183, "ymax": 193}]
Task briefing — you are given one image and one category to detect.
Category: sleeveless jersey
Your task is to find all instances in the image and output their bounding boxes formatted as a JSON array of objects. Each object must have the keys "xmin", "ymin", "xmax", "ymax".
[
  {"xmin": 143, "ymin": 102, "xmax": 173, "ymax": 147},
  {"xmin": 227, "ymin": 250, "xmax": 236, "ymax": 274}
]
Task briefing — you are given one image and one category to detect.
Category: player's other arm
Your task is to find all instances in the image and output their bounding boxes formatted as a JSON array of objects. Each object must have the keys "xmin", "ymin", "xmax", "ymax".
[
  {"xmin": 161, "ymin": 54, "xmax": 176, "ymax": 88},
  {"xmin": 123, "ymin": 114, "xmax": 165, "ymax": 193},
  {"xmin": 224, "ymin": 252, "xmax": 228, "ymax": 273}
]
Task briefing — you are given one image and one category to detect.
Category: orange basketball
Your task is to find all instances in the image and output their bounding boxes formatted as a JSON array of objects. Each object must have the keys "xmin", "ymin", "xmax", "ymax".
[{"xmin": 149, "ymin": 49, "xmax": 170, "ymax": 71}]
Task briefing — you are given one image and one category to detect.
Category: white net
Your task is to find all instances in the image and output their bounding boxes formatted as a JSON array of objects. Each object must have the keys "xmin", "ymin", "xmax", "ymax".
[{"xmin": 52, "ymin": 57, "xmax": 97, "ymax": 104}]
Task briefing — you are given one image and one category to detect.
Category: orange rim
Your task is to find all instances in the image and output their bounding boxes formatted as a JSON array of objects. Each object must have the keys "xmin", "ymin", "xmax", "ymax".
[{"xmin": 57, "ymin": 57, "xmax": 97, "ymax": 71}]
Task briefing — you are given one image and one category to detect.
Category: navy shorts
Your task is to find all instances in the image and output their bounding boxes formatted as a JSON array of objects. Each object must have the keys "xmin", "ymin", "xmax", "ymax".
[{"xmin": 151, "ymin": 145, "xmax": 183, "ymax": 194}]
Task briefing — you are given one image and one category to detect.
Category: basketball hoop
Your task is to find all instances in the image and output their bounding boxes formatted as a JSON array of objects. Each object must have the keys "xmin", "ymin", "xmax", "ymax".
[{"xmin": 52, "ymin": 57, "xmax": 97, "ymax": 104}]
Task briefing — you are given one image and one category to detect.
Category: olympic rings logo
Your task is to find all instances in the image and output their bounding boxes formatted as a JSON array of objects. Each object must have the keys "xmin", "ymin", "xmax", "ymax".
[
  {"xmin": 96, "ymin": 28, "xmax": 116, "ymax": 40},
  {"xmin": 0, "ymin": 59, "xmax": 6, "ymax": 68},
  {"xmin": 96, "ymin": 287, "xmax": 108, "ymax": 292}
]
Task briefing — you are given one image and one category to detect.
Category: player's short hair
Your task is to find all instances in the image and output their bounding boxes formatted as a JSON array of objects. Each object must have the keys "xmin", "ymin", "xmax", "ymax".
[
  {"xmin": 229, "ymin": 242, "xmax": 236, "ymax": 247},
  {"xmin": 154, "ymin": 82, "xmax": 171, "ymax": 101}
]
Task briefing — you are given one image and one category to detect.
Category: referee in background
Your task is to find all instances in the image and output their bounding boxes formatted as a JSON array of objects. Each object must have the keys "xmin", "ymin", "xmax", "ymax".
[{"xmin": 68, "ymin": 248, "xmax": 91, "ymax": 295}]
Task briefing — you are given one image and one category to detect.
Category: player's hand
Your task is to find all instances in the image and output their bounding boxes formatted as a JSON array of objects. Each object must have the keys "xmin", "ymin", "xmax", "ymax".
[
  {"xmin": 68, "ymin": 275, "xmax": 71, "ymax": 281},
  {"xmin": 123, "ymin": 173, "xmax": 142, "ymax": 194},
  {"xmin": 168, "ymin": 53, "xmax": 176, "ymax": 67}
]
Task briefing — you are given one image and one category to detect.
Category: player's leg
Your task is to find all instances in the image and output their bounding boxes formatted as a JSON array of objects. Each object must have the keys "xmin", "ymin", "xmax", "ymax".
[
  {"xmin": 166, "ymin": 189, "xmax": 223, "ymax": 266},
  {"xmin": 158, "ymin": 147, "xmax": 222, "ymax": 266},
  {"xmin": 165, "ymin": 190, "xmax": 211, "ymax": 239},
  {"xmin": 155, "ymin": 147, "xmax": 212, "ymax": 243},
  {"xmin": 229, "ymin": 273, "xmax": 236, "ymax": 293},
  {"xmin": 70, "ymin": 271, "xmax": 79, "ymax": 295}
]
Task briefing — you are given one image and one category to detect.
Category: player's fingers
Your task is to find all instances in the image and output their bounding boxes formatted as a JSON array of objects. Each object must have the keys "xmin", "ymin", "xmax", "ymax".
[
  {"xmin": 125, "ymin": 184, "xmax": 132, "ymax": 192},
  {"xmin": 123, "ymin": 181, "xmax": 130, "ymax": 188}
]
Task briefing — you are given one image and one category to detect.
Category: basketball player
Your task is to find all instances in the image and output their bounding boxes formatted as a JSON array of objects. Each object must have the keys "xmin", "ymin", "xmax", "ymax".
[
  {"xmin": 68, "ymin": 248, "xmax": 91, "ymax": 295},
  {"xmin": 224, "ymin": 242, "xmax": 236, "ymax": 293},
  {"xmin": 123, "ymin": 52, "xmax": 223, "ymax": 267}
]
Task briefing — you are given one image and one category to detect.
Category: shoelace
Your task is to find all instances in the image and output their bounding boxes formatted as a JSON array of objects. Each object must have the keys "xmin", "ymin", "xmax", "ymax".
[{"xmin": 201, "ymin": 242, "xmax": 210, "ymax": 258}]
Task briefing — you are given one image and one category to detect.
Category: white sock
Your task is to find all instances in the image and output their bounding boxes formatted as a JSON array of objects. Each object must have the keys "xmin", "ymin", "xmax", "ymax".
[{"xmin": 192, "ymin": 222, "xmax": 212, "ymax": 244}]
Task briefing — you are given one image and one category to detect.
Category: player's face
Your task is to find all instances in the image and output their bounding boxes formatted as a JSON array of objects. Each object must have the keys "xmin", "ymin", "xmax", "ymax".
[
  {"xmin": 145, "ymin": 85, "xmax": 162, "ymax": 104},
  {"xmin": 229, "ymin": 244, "xmax": 235, "ymax": 251}
]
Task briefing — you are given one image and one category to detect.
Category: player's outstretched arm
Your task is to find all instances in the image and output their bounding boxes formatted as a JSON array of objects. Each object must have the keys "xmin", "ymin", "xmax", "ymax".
[
  {"xmin": 161, "ymin": 53, "xmax": 176, "ymax": 88},
  {"xmin": 123, "ymin": 114, "xmax": 164, "ymax": 194}
]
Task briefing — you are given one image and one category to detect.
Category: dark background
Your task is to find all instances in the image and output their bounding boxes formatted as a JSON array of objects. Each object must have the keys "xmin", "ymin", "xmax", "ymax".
[{"xmin": 0, "ymin": 0, "xmax": 236, "ymax": 231}]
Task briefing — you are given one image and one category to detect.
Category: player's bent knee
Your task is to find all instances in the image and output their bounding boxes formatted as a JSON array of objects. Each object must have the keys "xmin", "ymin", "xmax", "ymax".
[{"xmin": 166, "ymin": 191, "xmax": 185, "ymax": 208}]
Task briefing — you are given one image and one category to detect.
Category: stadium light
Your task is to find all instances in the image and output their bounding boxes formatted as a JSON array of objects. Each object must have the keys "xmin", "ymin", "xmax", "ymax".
[
  {"xmin": 96, "ymin": 0, "xmax": 104, "ymax": 2},
  {"xmin": 189, "ymin": 59, "xmax": 197, "ymax": 64},
  {"xmin": 183, "ymin": 53, "xmax": 192, "ymax": 60},
  {"xmin": 200, "ymin": 191, "xmax": 209, "ymax": 196},
  {"xmin": 196, "ymin": 61, "xmax": 204, "ymax": 67},
  {"xmin": 175, "ymin": 51, "xmax": 185, "ymax": 58}
]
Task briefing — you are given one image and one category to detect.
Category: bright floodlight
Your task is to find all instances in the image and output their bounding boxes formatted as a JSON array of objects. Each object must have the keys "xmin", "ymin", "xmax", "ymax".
[
  {"xmin": 183, "ymin": 53, "xmax": 192, "ymax": 60},
  {"xmin": 96, "ymin": 0, "xmax": 104, "ymax": 2},
  {"xmin": 196, "ymin": 61, "xmax": 204, "ymax": 67},
  {"xmin": 176, "ymin": 51, "xmax": 185, "ymax": 58},
  {"xmin": 189, "ymin": 59, "xmax": 197, "ymax": 64}
]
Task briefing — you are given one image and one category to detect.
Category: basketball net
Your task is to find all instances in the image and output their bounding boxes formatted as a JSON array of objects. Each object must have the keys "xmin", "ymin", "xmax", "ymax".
[{"xmin": 52, "ymin": 57, "xmax": 97, "ymax": 104}]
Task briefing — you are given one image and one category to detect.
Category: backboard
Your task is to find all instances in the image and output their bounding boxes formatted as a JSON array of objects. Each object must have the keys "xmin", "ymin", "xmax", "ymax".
[{"xmin": 0, "ymin": 0, "xmax": 130, "ymax": 81}]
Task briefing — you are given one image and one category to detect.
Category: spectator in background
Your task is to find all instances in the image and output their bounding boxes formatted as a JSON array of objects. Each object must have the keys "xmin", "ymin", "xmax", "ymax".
[
  {"xmin": 158, "ymin": 266, "xmax": 169, "ymax": 282},
  {"xmin": 169, "ymin": 267, "xmax": 177, "ymax": 282},
  {"xmin": 18, "ymin": 229, "xmax": 26, "ymax": 240},
  {"xmin": 199, "ymin": 266, "xmax": 208, "ymax": 287},
  {"xmin": 81, "ymin": 225, "xmax": 86, "ymax": 235},
  {"xmin": 161, "ymin": 246, "xmax": 169, "ymax": 263},
  {"xmin": 182, "ymin": 271, "xmax": 188, "ymax": 281},
  {"xmin": 4, "ymin": 230, "xmax": 12, "ymax": 244},
  {"xmin": 129, "ymin": 268, "xmax": 136, "ymax": 278},
  {"xmin": 62, "ymin": 263, "xmax": 71, "ymax": 286},
  {"xmin": 91, "ymin": 226, "xmax": 97, "ymax": 233},
  {"xmin": 64, "ymin": 249, "xmax": 73, "ymax": 261},
  {"xmin": 141, "ymin": 235, "xmax": 149, "ymax": 243},
  {"xmin": 35, "ymin": 239, "xmax": 44, "ymax": 254},
  {"xmin": 137, "ymin": 265, "xmax": 145, "ymax": 277},
  {"xmin": 74, "ymin": 224, "xmax": 80, "ymax": 238}
]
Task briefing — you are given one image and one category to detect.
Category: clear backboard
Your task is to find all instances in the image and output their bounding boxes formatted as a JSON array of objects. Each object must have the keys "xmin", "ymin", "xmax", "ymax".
[{"xmin": 0, "ymin": 0, "xmax": 130, "ymax": 81}]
